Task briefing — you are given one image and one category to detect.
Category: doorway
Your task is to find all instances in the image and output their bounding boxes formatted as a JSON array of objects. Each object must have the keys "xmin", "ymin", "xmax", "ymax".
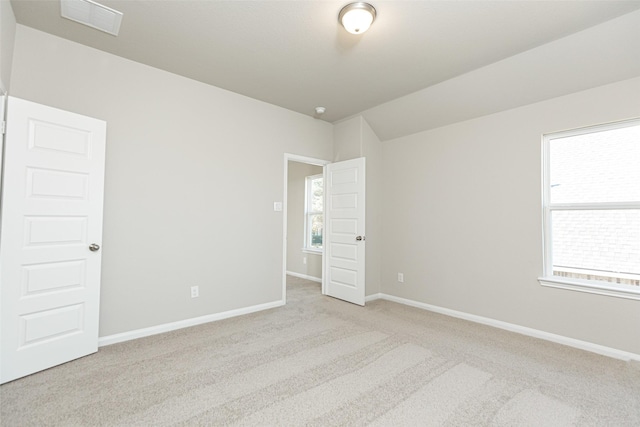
[
  {"xmin": 282, "ymin": 154, "xmax": 367, "ymax": 306},
  {"xmin": 282, "ymin": 154, "xmax": 330, "ymax": 302}
]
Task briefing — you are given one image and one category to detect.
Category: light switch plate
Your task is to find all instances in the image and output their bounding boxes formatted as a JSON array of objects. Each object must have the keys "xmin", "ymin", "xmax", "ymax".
[{"xmin": 273, "ymin": 202, "xmax": 283, "ymax": 211}]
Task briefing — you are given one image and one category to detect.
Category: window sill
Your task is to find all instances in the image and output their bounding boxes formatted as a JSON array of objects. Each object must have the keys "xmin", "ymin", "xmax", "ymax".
[
  {"xmin": 538, "ymin": 276, "xmax": 640, "ymax": 301},
  {"xmin": 302, "ymin": 248, "xmax": 322, "ymax": 255}
]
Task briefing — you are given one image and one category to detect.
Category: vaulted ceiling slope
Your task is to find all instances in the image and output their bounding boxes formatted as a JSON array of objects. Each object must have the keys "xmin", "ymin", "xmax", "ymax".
[{"xmin": 10, "ymin": 1, "xmax": 640, "ymax": 140}]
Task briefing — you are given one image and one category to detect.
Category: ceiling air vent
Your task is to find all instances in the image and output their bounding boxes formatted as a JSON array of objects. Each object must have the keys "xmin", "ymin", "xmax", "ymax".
[{"xmin": 61, "ymin": 0, "xmax": 123, "ymax": 36}]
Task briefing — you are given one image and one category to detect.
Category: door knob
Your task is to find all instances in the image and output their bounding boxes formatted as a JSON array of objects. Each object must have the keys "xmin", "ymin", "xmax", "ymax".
[
  {"xmin": 355, "ymin": 236, "xmax": 365, "ymax": 241},
  {"xmin": 89, "ymin": 243, "xmax": 100, "ymax": 252}
]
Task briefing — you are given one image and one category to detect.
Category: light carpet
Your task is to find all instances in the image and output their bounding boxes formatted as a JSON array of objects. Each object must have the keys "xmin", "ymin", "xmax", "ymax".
[{"xmin": 1, "ymin": 276, "xmax": 639, "ymax": 426}]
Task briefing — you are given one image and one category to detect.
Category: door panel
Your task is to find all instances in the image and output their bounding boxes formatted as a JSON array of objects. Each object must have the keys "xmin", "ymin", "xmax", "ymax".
[
  {"xmin": 1, "ymin": 97, "xmax": 106, "ymax": 384},
  {"xmin": 22, "ymin": 260, "xmax": 86, "ymax": 294},
  {"xmin": 324, "ymin": 157, "xmax": 366, "ymax": 305}
]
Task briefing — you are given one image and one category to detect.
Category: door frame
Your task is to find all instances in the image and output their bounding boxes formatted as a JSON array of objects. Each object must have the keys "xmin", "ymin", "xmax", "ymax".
[
  {"xmin": 282, "ymin": 154, "xmax": 331, "ymax": 303},
  {"xmin": 0, "ymin": 90, "xmax": 6, "ymax": 371}
]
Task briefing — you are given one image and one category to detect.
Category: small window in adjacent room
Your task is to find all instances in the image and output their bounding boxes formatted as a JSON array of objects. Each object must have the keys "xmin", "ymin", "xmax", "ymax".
[
  {"xmin": 540, "ymin": 119, "xmax": 640, "ymax": 300},
  {"xmin": 305, "ymin": 174, "xmax": 323, "ymax": 251}
]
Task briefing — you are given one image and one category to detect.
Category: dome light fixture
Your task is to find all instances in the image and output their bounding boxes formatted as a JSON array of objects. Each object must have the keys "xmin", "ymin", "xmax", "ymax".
[{"xmin": 339, "ymin": 2, "xmax": 376, "ymax": 35}]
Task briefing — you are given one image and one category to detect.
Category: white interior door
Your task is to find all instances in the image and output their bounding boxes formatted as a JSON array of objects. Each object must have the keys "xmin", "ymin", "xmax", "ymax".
[
  {"xmin": 0, "ymin": 97, "xmax": 106, "ymax": 384},
  {"xmin": 324, "ymin": 157, "xmax": 366, "ymax": 305}
]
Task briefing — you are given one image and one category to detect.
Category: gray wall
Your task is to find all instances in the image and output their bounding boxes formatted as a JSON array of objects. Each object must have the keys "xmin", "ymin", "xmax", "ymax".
[
  {"xmin": 286, "ymin": 161, "xmax": 323, "ymax": 280},
  {"xmin": 10, "ymin": 25, "xmax": 333, "ymax": 337},
  {"xmin": 0, "ymin": 0, "xmax": 15, "ymax": 92},
  {"xmin": 381, "ymin": 77, "xmax": 640, "ymax": 354},
  {"xmin": 362, "ymin": 118, "xmax": 382, "ymax": 297}
]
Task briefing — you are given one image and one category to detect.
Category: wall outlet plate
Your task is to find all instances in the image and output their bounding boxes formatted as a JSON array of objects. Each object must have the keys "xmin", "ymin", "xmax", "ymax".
[{"xmin": 191, "ymin": 286, "xmax": 199, "ymax": 298}]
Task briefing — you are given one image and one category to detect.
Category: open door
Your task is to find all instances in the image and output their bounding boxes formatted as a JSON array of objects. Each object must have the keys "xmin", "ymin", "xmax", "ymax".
[
  {"xmin": 324, "ymin": 157, "xmax": 365, "ymax": 305},
  {"xmin": 0, "ymin": 97, "xmax": 106, "ymax": 383}
]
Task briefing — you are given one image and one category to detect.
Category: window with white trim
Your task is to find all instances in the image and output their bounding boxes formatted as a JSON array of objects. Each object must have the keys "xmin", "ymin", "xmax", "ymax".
[
  {"xmin": 305, "ymin": 174, "xmax": 323, "ymax": 251},
  {"xmin": 540, "ymin": 119, "xmax": 640, "ymax": 300}
]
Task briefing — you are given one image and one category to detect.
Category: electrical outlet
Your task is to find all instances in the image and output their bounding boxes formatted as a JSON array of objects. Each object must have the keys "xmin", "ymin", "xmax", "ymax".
[
  {"xmin": 398, "ymin": 273, "xmax": 404, "ymax": 283},
  {"xmin": 303, "ymin": 257, "xmax": 307, "ymax": 265},
  {"xmin": 191, "ymin": 286, "xmax": 199, "ymax": 298}
]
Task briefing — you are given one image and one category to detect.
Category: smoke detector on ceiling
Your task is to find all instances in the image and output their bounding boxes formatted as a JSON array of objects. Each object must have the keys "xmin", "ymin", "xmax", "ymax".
[{"xmin": 61, "ymin": 0, "xmax": 123, "ymax": 36}]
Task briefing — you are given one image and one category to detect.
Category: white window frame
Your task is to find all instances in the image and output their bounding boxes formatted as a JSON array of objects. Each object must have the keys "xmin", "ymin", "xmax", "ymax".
[
  {"xmin": 304, "ymin": 174, "xmax": 323, "ymax": 253},
  {"xmin": 539, "ymin": 118, "xmax": 640, "ymax": 300}
]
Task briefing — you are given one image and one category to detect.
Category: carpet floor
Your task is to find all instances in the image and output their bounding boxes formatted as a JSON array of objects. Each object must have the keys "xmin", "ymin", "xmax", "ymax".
[{"xmin": 1, "ymin": 276, "xmax": 639, "ymax": 426}]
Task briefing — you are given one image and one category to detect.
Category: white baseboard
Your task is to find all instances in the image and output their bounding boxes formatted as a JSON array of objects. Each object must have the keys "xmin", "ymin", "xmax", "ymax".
[
  {"xmin": 365, "ymin": 293, "xmax": 382, "ymax": 303},
  {"xmin": 373, "ymin": 293, "xmax": 640, "ymax": 362},
  {"xmin": 286, "ymin": 271, "xmax": 322, "ymax": 283},
  {"xmin": 98, "ymin": 300, "xmax": 284, "ymax": 347}
]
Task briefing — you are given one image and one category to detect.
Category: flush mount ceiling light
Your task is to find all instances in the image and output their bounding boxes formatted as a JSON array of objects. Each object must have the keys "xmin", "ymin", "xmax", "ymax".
[
  {"xmin": 339, "ymin": 2, "xmax": 376, "ymax": 34},
  {"xmin": 61, "ymin": 0, "xmax": 123, "ymax": 36}
]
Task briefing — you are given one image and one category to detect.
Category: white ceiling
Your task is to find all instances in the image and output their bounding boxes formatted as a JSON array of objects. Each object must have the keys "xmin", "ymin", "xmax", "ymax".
[{"xmin": 10, "ymin": 0, "xmax": 640, "ymax": 139}]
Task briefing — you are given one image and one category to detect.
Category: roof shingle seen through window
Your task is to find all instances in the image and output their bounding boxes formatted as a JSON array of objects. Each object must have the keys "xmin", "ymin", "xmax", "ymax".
[{"xmin": 550, "ymin": 125, "xmax": 640, "ymax": 279}]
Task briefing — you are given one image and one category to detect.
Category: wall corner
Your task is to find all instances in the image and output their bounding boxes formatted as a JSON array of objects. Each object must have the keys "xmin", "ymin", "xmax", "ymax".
[{"xmin": 0, "ymin": 1, "xmax": 17, "ymax": 93}]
